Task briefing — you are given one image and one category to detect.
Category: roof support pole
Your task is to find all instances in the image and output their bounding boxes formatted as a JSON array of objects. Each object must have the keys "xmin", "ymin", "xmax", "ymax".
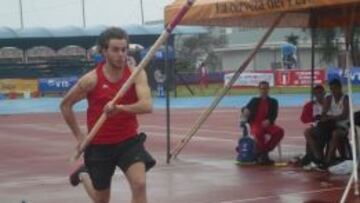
[
  {"xmin": 19, "ymin": 0, "xmax": 24, "ymax": 29},
  {"xmin": 81, "ymin": 0, "xmax": 86, "ymax": 28},
  {"xmin": 140, "ymin": 0, "xmax": 145, "ymax": 25},
  {"xmin": 310, "ymin": 9, "xmax": 317, "ymax": 101},
  {"xmin": 165, "ymin": 41, "xmax": 171, "ymax": 164}
]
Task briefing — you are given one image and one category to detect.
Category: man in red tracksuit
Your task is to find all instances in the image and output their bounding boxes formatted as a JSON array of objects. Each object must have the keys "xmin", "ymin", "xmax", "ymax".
[{"xmin": 242, "ymin": 81, "xmax": 284, "ymax": 164}]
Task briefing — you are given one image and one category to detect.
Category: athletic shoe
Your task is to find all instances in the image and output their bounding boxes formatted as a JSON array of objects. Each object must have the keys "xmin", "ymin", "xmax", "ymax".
[
  {"xmin": 315, "ymin": 163, "xmax": 328, "ymax": 172},
  {"xmin": 303, "ymin": 162, "xmax": 327, "ymax": 172},
  {"xmin": 303, "ymin": 162, "xmax": 318, "ymax": 171},
  {"xmin": 257, "ymin": 154, "xmax": 274, "ymax": 165},
  {"xmin": 69, "ymin": 161, "xmax": 87, "ymax": 186}
]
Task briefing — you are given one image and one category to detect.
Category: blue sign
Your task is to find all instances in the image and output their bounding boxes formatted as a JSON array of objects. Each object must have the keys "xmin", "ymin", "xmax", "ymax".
[
  {"xmin": 327, "ymin": 67, "xmax": 360, "ymax": 85},
  {"xmin": 93, "ymin": 54, "xmax": 104, "ymax": 64},
  {"xmin": 140, "ymin": 46, "xmax": 175, "ymax": 60},
  {"xmin": 39, "ymin": 76, "xmax": 78, "ymax": 93}
]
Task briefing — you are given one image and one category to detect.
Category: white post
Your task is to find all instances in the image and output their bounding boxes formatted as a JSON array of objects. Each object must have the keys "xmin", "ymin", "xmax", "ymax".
[
  {"xmin": 340, "ymin": 49, "xmax": 359, "ymax": 202},
  {"xmin": 341, "ymin": 172, "xmax": 354, "ymax": 203},
  {"xmin": 345, "ymin": 50, "xmax": 359, "ymax": 195}
]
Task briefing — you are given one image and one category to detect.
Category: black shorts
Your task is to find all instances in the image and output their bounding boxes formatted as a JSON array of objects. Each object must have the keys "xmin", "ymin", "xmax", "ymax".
[
  {"xmin": 312, "ymin": 125, "xmax": 332, "ymax": 148},
  {"xmin": 84, "ymin": 132, "xmax": 156, "ymax": 190},
  {"xmin": 313, "ymin": 120, "xmax": 338, "ymax": 146}
]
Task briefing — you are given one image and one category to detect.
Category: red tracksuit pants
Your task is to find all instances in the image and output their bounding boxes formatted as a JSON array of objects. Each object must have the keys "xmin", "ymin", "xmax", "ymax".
[{"xmin": 250, "ymin": 124, "xmax": 284, "ymax": 154}]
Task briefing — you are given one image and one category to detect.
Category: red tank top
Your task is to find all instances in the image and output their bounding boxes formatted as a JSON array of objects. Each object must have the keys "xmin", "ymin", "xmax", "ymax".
[
  {"xmin": 87, "ymin": 63, "xmax": 138, "ymax": 144},
  {"xmin": 253, "ymin": 98, "xmax": 268, "ymax": 125}
]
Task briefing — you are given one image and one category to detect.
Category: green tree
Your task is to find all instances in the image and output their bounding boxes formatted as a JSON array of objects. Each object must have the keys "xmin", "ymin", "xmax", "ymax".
[
  {"xmin": 316, "ymin": 28, "xmax": 340, "ymax": 65},
  {"xmin": 286, "ymin": 33, "xmax": 299, "ymax": 46},
  {"xmin": 174, "ymin": 27, "xmax": 226, "ymax": 72},
  {"xmin": 349, "ymin": 27, "xmax": 360, "ymax": 66},
  {"xmin": 315, "ymin": 27, "xmax": 360, "ymax": 66}
]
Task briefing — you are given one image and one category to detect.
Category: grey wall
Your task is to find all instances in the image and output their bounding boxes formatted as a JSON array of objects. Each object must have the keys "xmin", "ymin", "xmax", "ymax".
[{"xmin": 217, "ymin": 46, "xmax": 336, "ymax": 72}]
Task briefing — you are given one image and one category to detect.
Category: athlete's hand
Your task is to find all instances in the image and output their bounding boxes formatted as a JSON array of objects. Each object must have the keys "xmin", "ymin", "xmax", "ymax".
[
  {"xmin": 320, "ymin": 115, "xmax": 332, "ymax": 122},
  {"xmin": 262, "ymin": 120, "xmax": 271, "ymax": 128},
  {"xmin": 242, "ymin": 108, "xmax": 250, "ymax": 117},
  {"xmin": 103, "ymin": 101, "xmax": 118, "ymax": 117},
  {"xmin": 75, "ymin": 133, "xmax": 86, "ymax": 151}
]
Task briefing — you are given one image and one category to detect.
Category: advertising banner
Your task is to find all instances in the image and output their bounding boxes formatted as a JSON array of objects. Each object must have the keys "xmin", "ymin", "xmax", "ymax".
[
  {"xmin": 275, "ymin": 69, "xmax": 326, "ymax": 86},
  {"xmin": 0, "ymin": 79, "xmax": 38, "ymax": 93},
  {"xmin": 38, "ymin": 76, "xmax": 78, "ymax": 93},
  {"xmin": 224, "ymin": 72, "xmax": 274, "ymax": 87},
  {"xmin": 327, "ymin": 67, "xmax": 360, "ymax": 85}
]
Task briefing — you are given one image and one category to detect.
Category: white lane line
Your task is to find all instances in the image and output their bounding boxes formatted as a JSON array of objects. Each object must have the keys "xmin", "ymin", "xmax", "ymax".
[
  {"xmin": 154, "ymin": 109, "xmax": 239, "ymax": 114},
  {"xmin": 220, "ymin": 187, "xmax": 344, "ymax": 203},
  {"xmin": 148, "ymin": 132, "xmax": 305, "ymax": 149},
  {"xmin": 0, "ymin": 124, "xmax": 304, "ymax": 149},
  {"xmin": 0, "ymin": 123, "xmax": 306, "ymax": 140},
  {"xmin": 141, "ymin": 124, "xmax": 305, "ymax": 140},
  {"xmin": 0, "ymin": 161, "xmax": 207, "ymax": 188}
]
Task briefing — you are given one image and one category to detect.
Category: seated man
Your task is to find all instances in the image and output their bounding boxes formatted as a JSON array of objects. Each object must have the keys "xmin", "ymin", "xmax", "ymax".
[
  {"xmin": 241, "ymin": 81, "xmax": 284, "ymax": 164},
  {"xmin": 300, "ymin": 85, "xmax": 329, "ymax": 168},
  {"xmin": 321, "ymin": 79, "xmax": 350, "ymax": 168}
]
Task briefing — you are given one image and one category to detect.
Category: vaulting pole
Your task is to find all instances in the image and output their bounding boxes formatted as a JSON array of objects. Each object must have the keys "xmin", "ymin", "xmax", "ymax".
[
  {"xmin": 70, "ymin": 0, "xmax": 196, "ymax": 162},
  {"xmin": 170, "ymin": 13, "xmax": 285, "ymax": 159}
]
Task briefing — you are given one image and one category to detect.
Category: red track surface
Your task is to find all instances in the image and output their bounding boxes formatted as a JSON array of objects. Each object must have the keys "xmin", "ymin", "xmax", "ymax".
[{"xmin": 0, "ymin": 107, "xmax": 359, "ymax": 203}]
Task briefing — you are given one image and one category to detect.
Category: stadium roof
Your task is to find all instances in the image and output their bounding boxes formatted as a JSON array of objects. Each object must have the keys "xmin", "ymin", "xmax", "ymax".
[
  {"xmin": 0, "ymin": 24, "xmax": 207, "ymax": 50},
  {"xmin": 0, "ymin": 24, "xmax": 207, "ymax": 39}
]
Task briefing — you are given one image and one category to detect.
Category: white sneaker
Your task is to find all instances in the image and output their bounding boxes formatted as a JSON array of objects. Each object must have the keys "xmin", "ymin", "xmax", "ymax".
[{"xmin": 303, "ymin": 162, "xmax": 317, "ymax": 171}]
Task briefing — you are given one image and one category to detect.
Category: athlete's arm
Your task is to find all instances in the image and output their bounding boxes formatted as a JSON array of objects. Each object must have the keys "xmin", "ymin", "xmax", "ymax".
[
  {"xmin": 60, "ymin": 71, "xmax": 97, "ymax": 142},
  {"xmin": 332, "ymin": 95, "xmax": 349, "ymax": 121},
  {"xmin": 112, "ymin": 70, "xmax": 152, "ymax": 114},
  {"xmin": 120, "ymin": 69, "xmax": 152, "ymax": 114},
  {"xmin": 320, "ymin": 96, "xmax": 332, "ymax": 121}
]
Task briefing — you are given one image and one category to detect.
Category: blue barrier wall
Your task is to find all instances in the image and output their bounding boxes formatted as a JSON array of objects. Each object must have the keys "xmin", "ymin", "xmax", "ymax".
[
  {"xmin": 175, "ymin": 72, "xmax": 225, "ymax": 85},
  {"xmin": 38, "ymin": 76, "xmax": 78, "ymax": 93},
  {"xmin": 327, "ymin": 67, "xmax": 360, "ymax": 85}
]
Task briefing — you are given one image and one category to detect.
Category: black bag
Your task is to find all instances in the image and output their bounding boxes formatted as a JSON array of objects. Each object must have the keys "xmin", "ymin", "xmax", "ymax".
[
  {"xmin": 355, "ymin": 111, "xmax": 360, "ymax": 126},
  {"xmin": 236, "ymin": 123, "xmax": 256, "ymax": 163}
]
